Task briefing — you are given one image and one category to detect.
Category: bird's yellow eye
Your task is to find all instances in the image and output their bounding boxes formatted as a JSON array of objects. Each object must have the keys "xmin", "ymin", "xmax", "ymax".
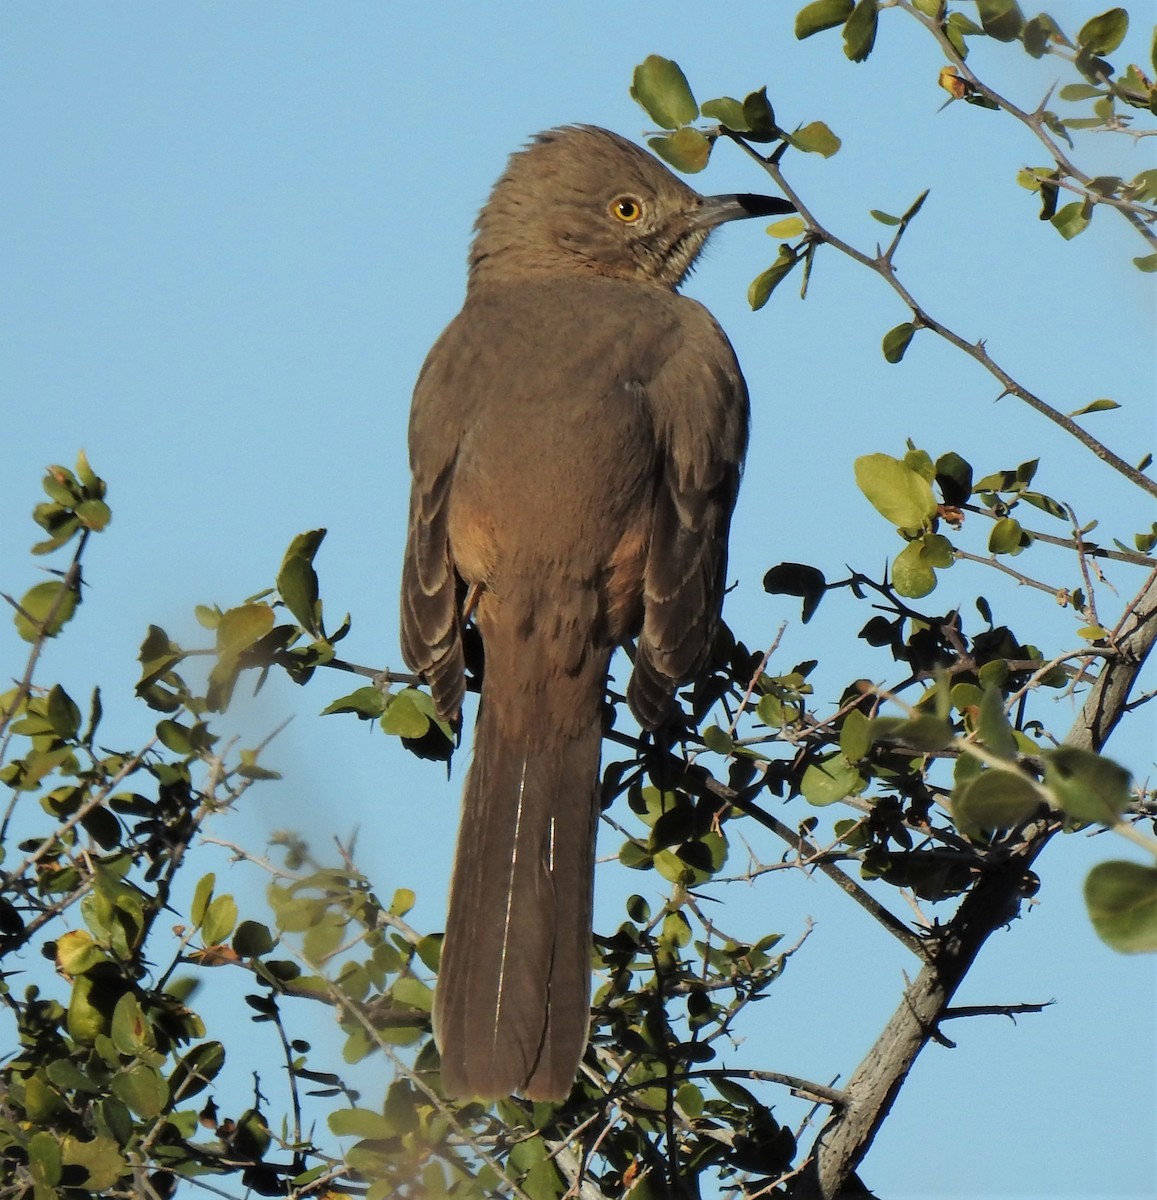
[{"xmin": 610, "ymin": 195, "xmax": 644, "ymax": 224}]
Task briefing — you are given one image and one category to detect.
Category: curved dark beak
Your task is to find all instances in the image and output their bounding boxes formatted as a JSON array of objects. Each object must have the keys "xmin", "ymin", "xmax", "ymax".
[{"xmin": 694, "ymin": 192, "xmax": 796, "ymax": 230}]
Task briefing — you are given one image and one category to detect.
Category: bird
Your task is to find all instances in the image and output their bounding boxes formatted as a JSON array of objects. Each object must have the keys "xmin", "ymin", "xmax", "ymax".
[{"xmin": 400, "ymin": 124, "xmax": 790, "ymax": 1101}]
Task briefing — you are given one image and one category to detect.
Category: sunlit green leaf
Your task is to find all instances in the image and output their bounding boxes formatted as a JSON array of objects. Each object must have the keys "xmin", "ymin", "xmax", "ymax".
[
  {"xmin": 748, "ymin": 247, "xmax": 798, "ymax": 310},
  {"xmin": 701, "ymin": 96, "xmax": 748, "ymax": 130},
  {"xmin": 854, "ymin": 453, "xmax": 939, "ymax": 530},
  {"xmin": 648, "ymin": 126, "xmax": 712, "ymax": 173},
  {"xmin": 789, "ymin": 120, "xmax": 842, "ymax": 156},
  {"xmin": 1051, "ymin": 200, "xmax": 1092, "ymax": 240},
  {"xmin": 631, "ymin": 55, "xmax": 699, "ymax": 128},
  {"xmin": 14, "ymin": 579, "xmax": 79, "ymax": 642},
  {"xmin": 800, "ymin": 753, "xmax": 863, "ymax": 805}
]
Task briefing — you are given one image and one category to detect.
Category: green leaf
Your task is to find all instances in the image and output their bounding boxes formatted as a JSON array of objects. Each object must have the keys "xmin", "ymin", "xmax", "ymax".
[
  {"xmin": 55, "ymin": 929, "xmax": 107, "ymax": 975},
  {"xmin": 75, "ymin": 497, "xmax": 112, "ymax": 531},
  {"xmin": 843, "ymin": 0, "xmax": 878, "ymax": 61},
  {"xmin": 766, "ymin": 215, "xmax": 806, "ymax": 238},
  {"xmin": 800, "ymin": 753, "xmax": 862, "ymax": 805},
  {"xmin": 839, "ymin": 709, "xmax": 872, "ymax": 760},
  {"xmin": 892, "ymin": 540, "xmax": 935, "ymax": 598},
  {"xmin": 1069, "ymin": 398, "xmax": 1120, "ymax": 416},
  {"xmin": 1051, "ymin": 200, "xmax": 1092, "ymax": 240},
  {"xmin": 869, "ymin": 714, "xmax": 954, "ymax": 751},
  {"xmin": 631, "ymin": 55, "xmax": 699, "ymax": 128},
  {"xmin": 29, "ymin": 1129, "xmax": 63, "ymax": 1190},
  {"xmin": 647, "ymin": 126, "xmax": 712, "ymax": 173},
  {"xmin": 789, "ymin": 120, "xmax": 842, "ymax": 157},
  {"xmin": 380, "ymin": 688, "xmax": 433, "ymax": 738},
  {"xmin": 1059, "ymin": 85, "xmax": 1106, "ymax": 102},
  {"xmin": 392, "ymin": 976, "xmax": 434, "ymax": 1012},
  {"xmin": 935, "ymin": 451, "xmax": 973, "ymax": 505},
  {"xmin": 870, "ymin": 208, "xmax": 902, "ymax": 225},
  {"xmin": 701, "ymin": 724, "xmax": 735, "ymax": 755},
  {"xmin": 201, "ymin": 893, "xmax": 239, "ymax": 945},
  {"xmin": 155, "ymin": 718, "xmax": 194, "ymax": 755},
  {"xmin": 1085, "ymin": 861, "xmax": 1157, "ymax": 953},
  {"xmin": 111, "ymin": 1063, "xmax": 168, "ymax": 1118},
  {"xmin": 742, "ymin": 87, "xmax": 778, "ymax": 140},
  {"xmin": 854, "ymin": 452, "xmax": 939, "ymax": 530},
  {"xmin": 169, "ymin": 1041, "xmax": 226, "ymax": 1102},
  {"xmin": 976, "ymin": 0, "xmax": 1024, "ymax": 42},
  {"xmin": 234, "ymin": 919, "xmax": 275, "ymax": 957},
  {"xmin": 1044, "ymin": 746, "xmax": 1132, "ymax": 824},
  {"xmin": 1132, "ymin": 253, "xmax": 1157, "ymax": 273},
  {"xmin": 1077, "ymin": 7, "xmax": 1128, "ymax": 56},
  {"xmin": 662, "ymin": 910, "xmax": 693, "ymax": 949},
  {"xmin": 322, "ymin": 685, "xmax": 387, "ymax": 719},
  {"xmin": 988, "ymin": 516, "xmax": 1031, "ymax": 555},
  {"xmin": 14, "ymin": 579, "xmax": 79, "ymax": 642},
  {"xmin": 191, "ymin": 873, "xmax": 216, "ymax": 928},
  {"xmin": 976, "ymin": 684, "xmax": 1017, "ymax": 760},
  {"xmin": 75, "ymin": 448, "xmax": 101, "ymax": 490},
  {"xmin": 945, "ymin": 11, "xmax": 982, "ymax": 56},
  {"xmin": 111, "ymin": 991, "xmax": 153, "ymax": 1056},
  {"xmin": 748, "ymin": 247, "xmax": 799, "ymax": 310},
  {"xmin": 701, "ymin": 96, "xmax": 748, "ymax": 130},
  {"xmin": 882, "ymin": 321, "xmax": 916, "ymax": 363},
  {"xmin": 61, "ymin": 1134, "xmax": 127, "ymax": 1191},
  {"xmin": 795, "ymin": 0, "xmax": 854, "ymax": 39},
  {"xmin": 216, "ymin": 602, "xmax": 276, "ymax": 661},
  {"xmin": 953, "ymin": 769, "xmax": 1041, "ymax": 831},
  {"xmin": 277, "ymin": 529, "xmax": 326, "ymax": 635},
  {"xmin": 45, "ymin": 683, "xmax": 81, "ymax": 738},
  {"xmin": 330, "ymin": 1106, "xmax": 395, "ymax": 1139}
]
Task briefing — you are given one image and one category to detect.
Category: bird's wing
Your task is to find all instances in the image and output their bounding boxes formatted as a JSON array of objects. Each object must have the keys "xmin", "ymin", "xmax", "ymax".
[
  {"xmin": 400, "ymin": 325, "xmax": 469, "ymax": 722},
  {"xmin": 628, "ymin": 312, "xmax": 749, "ymax": 729}
]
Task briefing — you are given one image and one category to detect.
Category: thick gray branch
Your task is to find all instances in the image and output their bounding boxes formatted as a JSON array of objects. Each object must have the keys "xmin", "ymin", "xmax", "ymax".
[{"xmin": 794, "ymin": 570, "xmax": 1157, "ymax": 1199}]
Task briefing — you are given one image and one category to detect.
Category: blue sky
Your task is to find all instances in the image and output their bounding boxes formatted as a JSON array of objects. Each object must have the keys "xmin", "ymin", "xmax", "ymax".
[{"xmin": 2, "ymin": 4, "xmax": 1154, "ymax": 1197}]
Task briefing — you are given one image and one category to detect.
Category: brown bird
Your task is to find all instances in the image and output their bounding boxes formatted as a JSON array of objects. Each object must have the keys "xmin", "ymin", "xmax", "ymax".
[{"xmin": 401, "ymin": 125, "xmax": 790, "ymax": 1101}]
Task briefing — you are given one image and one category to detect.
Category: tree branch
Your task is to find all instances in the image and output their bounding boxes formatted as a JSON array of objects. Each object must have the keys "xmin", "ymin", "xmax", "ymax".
[{"xmin": 793, "ymin": 569, "xmax": 1157, "ymax": 1198}]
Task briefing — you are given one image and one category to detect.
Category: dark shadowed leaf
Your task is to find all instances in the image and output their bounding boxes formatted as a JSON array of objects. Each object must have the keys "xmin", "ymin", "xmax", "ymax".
[
  {"xmin": 1077, "ymin": 7, "xmax": 1128, "ymax": 56},
  {"xmin": 843, "ymin": 0, "xmax": 878, "ymax": 61},
  {"xmin": 795, "ymin": 0, "xmax": 854, "ymax": 39},
  {"xmin": 882, "ymin": 322, "xmax": 916, "ymax": 363},
  {"xmin": 976, "ymin": 0, "xmax": 1024, "ymax": 42},
  {"xmin": 935, "ymin": 451, "xmax": 973, "ymax": 505},
  {"xmin": 763, "ymin": 562, "xmax": 827, "ymax": 622}
]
